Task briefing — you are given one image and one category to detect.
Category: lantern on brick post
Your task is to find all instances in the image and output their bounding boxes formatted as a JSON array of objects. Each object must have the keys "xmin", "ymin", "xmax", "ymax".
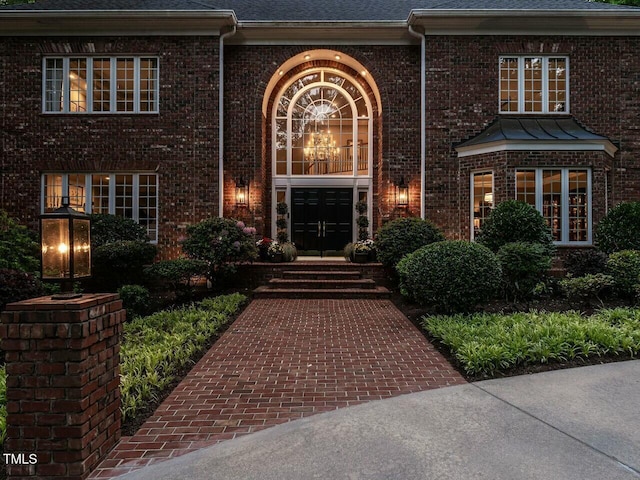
[
  {"xmin": 396, "ymin": 177, "xmax": 409, "ymax": 207},
  {"xmin": 235, "ymin": 176, "xmax": 249, "ymax": 207},
  {"xmin": 40, "ymin": 196, "xmax": 91, "ymax": 296}
]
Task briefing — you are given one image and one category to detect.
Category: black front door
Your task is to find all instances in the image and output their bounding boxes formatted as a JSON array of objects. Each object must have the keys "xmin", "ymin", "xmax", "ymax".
[{"xmin": 291, "ymin": 188, "xmax": 353, "ymax": 256}]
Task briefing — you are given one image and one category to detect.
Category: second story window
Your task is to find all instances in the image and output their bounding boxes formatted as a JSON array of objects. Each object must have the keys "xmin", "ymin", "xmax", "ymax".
[
  {"xmin": 43, "ymin": 57, "xmax": 159, "ymax": 114},
  {"xmin": 499, "ymin": 56, "xmax": 568, "ymax": 114}
]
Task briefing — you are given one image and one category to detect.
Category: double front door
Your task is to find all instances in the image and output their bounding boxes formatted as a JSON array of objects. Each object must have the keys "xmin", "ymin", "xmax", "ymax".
[{"xmin": 291, "ymin": 188, "xmax": 353, "ymax": 256}]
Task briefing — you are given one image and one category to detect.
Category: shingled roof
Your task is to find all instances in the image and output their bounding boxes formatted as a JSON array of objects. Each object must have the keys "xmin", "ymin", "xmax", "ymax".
[{"xmin": 3, "ymin": 0, "xmax": 639, "ymax": 22}]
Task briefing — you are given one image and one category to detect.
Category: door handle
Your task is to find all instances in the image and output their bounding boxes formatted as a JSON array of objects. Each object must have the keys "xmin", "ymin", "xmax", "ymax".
[
  {"xmin": 317, "ymin": 221, "xmax": 321, "ymax": 237},
  {"xmin": 322, "ymin": 221, "xmax": 326, "ymax": 238}
]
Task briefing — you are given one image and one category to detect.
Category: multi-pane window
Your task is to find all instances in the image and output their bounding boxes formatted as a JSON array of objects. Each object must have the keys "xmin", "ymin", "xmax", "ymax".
[
  {"xmin": 499, "ymin": 56, "xmax": 568, "ymax": 114},
  {"xmin": 471, "ymin": 172, "xmax": 494, "ymax": 240},
  {"xmin": 515, "ymin": 168, "xmax": 590, "ymax": 244},
  {"xmin": 274, "ymin": 69, "xmax": 371, "ymax": 177},
  {"xmin": 41, "ymin": 173, "xmax": 159, "ymax": 242},
  {"xmin": 43, "ymin": 57, "xmax": 159, "ymax": 113}
]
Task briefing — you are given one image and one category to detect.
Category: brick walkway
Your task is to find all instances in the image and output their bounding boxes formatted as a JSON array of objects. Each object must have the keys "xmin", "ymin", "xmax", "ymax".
[{"xmin": 90, "ymin": 299, "xmax": 465, "ymax": 478}]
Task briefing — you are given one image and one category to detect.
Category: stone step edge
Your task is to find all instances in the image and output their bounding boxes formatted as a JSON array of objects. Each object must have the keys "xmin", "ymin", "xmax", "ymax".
[
  {"xmin": 253, "ymin": 286, "xmax": 391, "ymax": 298},
  {"xmin": 281, "ymin": 270, "xmax": 362, "ymax": 277},
  {"xmin": 267, "ymin": 280, "xmax": 376, "ymax": 290}
]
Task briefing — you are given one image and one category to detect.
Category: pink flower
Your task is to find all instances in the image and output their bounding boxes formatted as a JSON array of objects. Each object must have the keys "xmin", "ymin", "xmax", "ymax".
[{"xmin": 236, "ymin": 221, "xmax": 245, "ymax": 229}]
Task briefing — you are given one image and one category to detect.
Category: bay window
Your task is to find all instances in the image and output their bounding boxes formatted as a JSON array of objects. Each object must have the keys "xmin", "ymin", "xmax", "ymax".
[
  {"xmin": 515, "ymin": 168, "xmax": 590, "ymax": 244},
  {"xmin": 471, "ymin": 172, "xmax": 494, "ymax": 240}
]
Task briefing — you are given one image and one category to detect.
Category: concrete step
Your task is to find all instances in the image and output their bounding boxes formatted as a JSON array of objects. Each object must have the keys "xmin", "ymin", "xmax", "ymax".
[
  {"xmin": 281, "ymin": 270, "xmax": 363, "ymax": 280},
  {"xmin": 268, "ymin": 278, "xmax": 376, "ymax": 289},
  {"xmin": 253, "ymin": 286, "xmax": 392, "ymax": 299}
]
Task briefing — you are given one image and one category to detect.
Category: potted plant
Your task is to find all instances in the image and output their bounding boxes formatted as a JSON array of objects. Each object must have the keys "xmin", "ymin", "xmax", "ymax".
[
  {"xmin": 352, "ymin": 239, "xmax": 375, "ymax": 263},
  {"xmin": 256, "ymin": 237, "xmax": 272, "ymax": 261},
  {"xmin": 268, "ymin": 241, "xmax": 284, "ymax": 262}
]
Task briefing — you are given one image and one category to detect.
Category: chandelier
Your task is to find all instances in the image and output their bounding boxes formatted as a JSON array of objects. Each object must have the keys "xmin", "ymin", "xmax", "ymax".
[{"xmin": 304, "ymin": 130, "xmax": 340, "ymax": 169}]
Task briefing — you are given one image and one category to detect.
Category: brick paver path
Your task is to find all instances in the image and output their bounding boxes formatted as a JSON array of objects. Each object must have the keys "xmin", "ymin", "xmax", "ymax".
[{"xmin": 90, "ymin": 299, "xmax": 465, "ymax": 478}]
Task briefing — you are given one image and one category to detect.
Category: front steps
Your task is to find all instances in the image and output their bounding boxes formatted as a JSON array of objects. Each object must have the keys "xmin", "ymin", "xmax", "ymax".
[{"xmin": 253, "ymin": 264, "xmax": 391, "ymax": 299}]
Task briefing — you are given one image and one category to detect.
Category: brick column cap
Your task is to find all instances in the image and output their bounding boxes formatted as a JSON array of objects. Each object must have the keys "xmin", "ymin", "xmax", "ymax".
[{"xmin": 3, "ymin": 294, "xmax": 119, "ymax": 311}]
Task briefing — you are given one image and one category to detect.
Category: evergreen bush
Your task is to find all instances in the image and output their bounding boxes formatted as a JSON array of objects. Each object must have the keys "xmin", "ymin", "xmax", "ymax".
[
  {"xmin": 90, "ymin": 213, "xmax": 148, "ymax": 248},
  {"xmin": 0, "ymin": 268, "xmax": 45, "ymax": 309},
  {"xmin": 477, "ymin": 200, "xmax": 554, "ymax": 254},
  {"xmin": 563, "ymin": 249, "xmax": 608, "ymax": 277},
  {"xmin": 497, "ymin": 242, "xmax": 552, "ymax": 301},
  {"xmin": 118, "ymin": 284, "xmax": 153, "ymax": 318},
  {"xmin": 596, "ymin": 201, "xmax": 640, "ymax": 253},
  {"xmin": 0, "ymin": 210, "xmax": 40, "ymax": 273},
  {"xmin": 606, "ymin": 250, "xmax": 640, "ymax": 298},
  {"xmin": 375, "ymin": 217, "xmax": 444, "ymax": 268},
  {"xmin": 93, "ymin": 241, "xmax": 157, "ymax": 290},
  {"xmin": 396, "ymin": 240, "xmax": 501, "ymax": 313}
]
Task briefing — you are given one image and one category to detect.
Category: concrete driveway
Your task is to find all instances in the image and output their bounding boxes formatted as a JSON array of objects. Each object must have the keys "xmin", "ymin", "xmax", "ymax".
[{"xmin": 116, "ymin": 360, "xmax": 640, "ymax": 480}]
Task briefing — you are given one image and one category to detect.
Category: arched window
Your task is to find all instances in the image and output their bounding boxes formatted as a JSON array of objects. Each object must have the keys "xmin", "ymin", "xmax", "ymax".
[{"xmin": 274, "ymin": 69, "xmax": 371, "ymax": 177}]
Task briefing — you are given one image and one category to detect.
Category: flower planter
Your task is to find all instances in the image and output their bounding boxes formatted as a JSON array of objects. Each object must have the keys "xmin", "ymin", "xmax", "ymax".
[
  {"xmin": 352, "ymin": 252, "xmax": 369, "ymax": 263},
  {"xmin": 271, "ymin": 253, "xmax": 283, "ymax": 263}
]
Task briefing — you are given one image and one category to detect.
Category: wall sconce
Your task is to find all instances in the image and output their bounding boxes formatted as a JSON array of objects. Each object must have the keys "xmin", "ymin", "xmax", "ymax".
[
  {"xmin": 40, "ymin": 196, "xmax": 91, "ymax": 298},
  {"xmin": 235, "ymin": 176, "xmax": 249, "ymax": 207},
  {"xmin": 396, "ymin": 177, "xmax": 409, "ymax": 207}
]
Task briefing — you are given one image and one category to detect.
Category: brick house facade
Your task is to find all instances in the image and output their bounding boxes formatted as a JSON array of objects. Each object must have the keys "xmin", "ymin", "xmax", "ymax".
[{"xmin": 1, "ymin": 1, "xmax": 639, "ymax": 258}]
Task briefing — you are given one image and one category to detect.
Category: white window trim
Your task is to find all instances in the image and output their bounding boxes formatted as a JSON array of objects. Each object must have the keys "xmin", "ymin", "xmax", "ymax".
[
  {"xmin": 470, "ymin": 170, "xmax": 494, "ymax": 241},
  {"xmin": 515, "ymin": 167, "xmax": 592, "ymax": 245},
  {"xmin": 41, "ymin": 172, "xmax": 159, "ymax": 243},
  {"xmin": 42, "ymin": 57, "xmax": 160, "ymax": 114},
  {"xmin": 499, "ymin": 56, "xmax": 570, "ymax": 115}
]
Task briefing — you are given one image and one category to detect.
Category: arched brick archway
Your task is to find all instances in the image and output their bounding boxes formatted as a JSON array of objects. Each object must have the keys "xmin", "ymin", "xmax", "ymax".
[{"xmin": 261, "ymin": 49, "xmax": 383, "ymax": 252}]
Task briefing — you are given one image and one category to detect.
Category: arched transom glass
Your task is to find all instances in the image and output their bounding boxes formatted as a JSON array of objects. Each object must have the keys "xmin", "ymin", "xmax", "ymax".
[{"xmin": 274, "ymin": 69, "xmax": 371, "ymax": 176}]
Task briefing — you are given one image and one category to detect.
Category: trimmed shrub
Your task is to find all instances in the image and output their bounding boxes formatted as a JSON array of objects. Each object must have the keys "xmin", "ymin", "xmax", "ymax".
[
  {"xmin": 563, "ymin": 249, "xmax": 608, "ymax": 277},
  {"xmin": 93, "ymin": 241, "xmax": 157, "ymax": 290},
  {"xmin": 477, "ymin": 200, "xmax": 555, "ymax": 254},
  {"xmin": 118, "ymin": 284, "xmax": 153, "ymax": 318},
  {"xmin": 596, "ymin": 201, "xmax": 640, "ymax": 253},
  {"xmin": 397, "ymin": 240, "xmax": 501, "ymax": 313},
  {"xmin": 0, "ymin": 268, "xmax": 45, "ymax": 310},
  {"xmin": 497, "ymin": 242, "xmax": 552, "ymax": 301},
  {"xmin": 375, "ymin": 217, "xmax": 445, "ymax": 268},
  {"xmin": 181, "ymin": 218, "xmax": 258, "ymax": 287},
  {"xmin": 90, "ymin": 213, "xmax": 148, "ymax": 248},
  {"xmin": 145, "ymin": 258, "xmax": 208, "ymax": 288},
  {"xmin": 606, "ymin": 250, "xmax": 640, "ymax": 298},
  {"xmin": 276, "ymin": 202, "xmax": 289, "ymax": 215},
  {"xmin": 0, "ymin": 210, "xmax": 40, "ymax": 273},
  {"xmin": 560, "ymin": 274, "xmax": 614, "ymax": 308}
]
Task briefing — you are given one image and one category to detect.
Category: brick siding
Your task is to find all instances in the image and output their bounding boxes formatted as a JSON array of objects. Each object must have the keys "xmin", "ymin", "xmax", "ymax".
[{"xmin": 1, "ymin": 35, "xmax": 639, "ymax": 257}]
